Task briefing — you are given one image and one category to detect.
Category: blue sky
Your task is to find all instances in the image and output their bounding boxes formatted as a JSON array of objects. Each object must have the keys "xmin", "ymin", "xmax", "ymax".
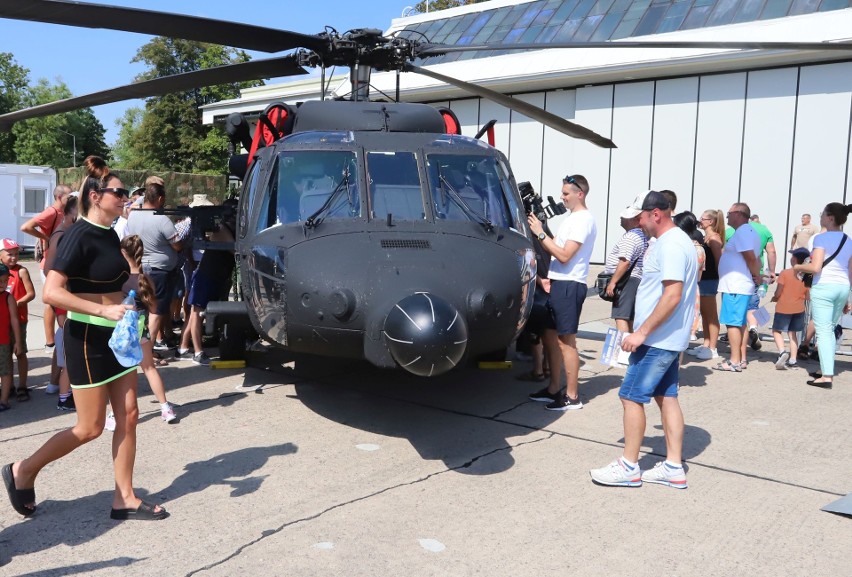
[{"xmin": 0, "ymin": 0, "xmax": 415, "ymax": 144}]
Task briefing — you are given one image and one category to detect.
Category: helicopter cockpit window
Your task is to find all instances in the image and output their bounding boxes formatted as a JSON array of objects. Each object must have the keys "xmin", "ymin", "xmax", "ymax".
[
  {"xmin": 426, "ymin": 155, "xmax": 516, "ymax": 230},
  {"xmin": 262, "ymin": 150, "xmax": 360, "ymax": 228},
  {"xmin": 366, "ymin": 151, "xmax": 425, "ymax": 221}
]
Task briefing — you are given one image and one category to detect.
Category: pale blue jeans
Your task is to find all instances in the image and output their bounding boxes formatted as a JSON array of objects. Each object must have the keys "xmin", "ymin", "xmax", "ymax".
[{"xmin": 810, "ymin": 282, "xmax": 850, "ymax": 377}]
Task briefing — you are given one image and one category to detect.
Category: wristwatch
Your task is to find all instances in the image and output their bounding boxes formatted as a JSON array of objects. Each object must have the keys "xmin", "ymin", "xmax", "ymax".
[{"xmin": 537, "ymin": 232, "xmax": 546, "ymax": 241}]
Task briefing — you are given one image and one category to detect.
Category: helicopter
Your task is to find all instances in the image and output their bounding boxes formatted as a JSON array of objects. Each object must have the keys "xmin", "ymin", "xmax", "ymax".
[{"xmin": 2, "ymin": 0, "xmax": 851, "ymax": 376}]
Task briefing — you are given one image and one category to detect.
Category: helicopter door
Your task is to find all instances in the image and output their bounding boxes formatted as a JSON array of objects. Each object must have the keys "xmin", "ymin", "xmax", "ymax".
[{"xmin": 366, "ymin": 151, "xmax": 425, "ymax": 221}]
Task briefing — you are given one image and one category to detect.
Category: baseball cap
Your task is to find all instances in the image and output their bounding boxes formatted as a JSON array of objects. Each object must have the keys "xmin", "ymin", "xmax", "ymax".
[
  {"xmin": 1, "ymin": 238, "xmax": 20, "ymax": 251},
  {"xmin": 789, "ymin": 247, "xmax": 810, "ymax": 261},
  {"xmin": 619, "ymin": 190, "xmax": 671, "ymax": 219}
]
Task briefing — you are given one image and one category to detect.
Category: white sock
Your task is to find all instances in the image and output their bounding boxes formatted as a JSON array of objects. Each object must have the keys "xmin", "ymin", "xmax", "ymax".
[
  {"xmin": 178, "ymin": 348, "xmax": 189, "ymax": 355},
  {"xmin": 664, "ymin": 460, "xmax": 683, "ymax": 470},
  {"xmin": 620, "ymin": 457, "xmax": 638, "ymax": 470},
  {"xmin": 160, "ymin": 402, "xmax": 171, "ymax": 411},
  {"xmin": 749, "ymin": 325, "xmax": 757, "ymax": 332}
]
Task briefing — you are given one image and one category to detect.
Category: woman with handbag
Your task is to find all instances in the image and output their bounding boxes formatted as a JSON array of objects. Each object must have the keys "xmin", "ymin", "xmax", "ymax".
[
  {"xmin": 600, "ymin": 207, "xmax": 648, "ymax": 333},
  {"xmin": 793, "ymin": 203, "xmax": 852, "ymax": 388}
]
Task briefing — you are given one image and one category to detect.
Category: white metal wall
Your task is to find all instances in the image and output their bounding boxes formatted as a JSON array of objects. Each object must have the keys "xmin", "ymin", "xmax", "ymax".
[{"xmin": 449, "ymin": 60, "xmax": 852, "ymax": 263}]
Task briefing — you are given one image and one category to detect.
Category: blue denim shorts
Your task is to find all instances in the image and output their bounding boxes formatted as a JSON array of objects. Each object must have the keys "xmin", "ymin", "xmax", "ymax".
[
  {"xmin": 619, "ymin": 345, "xmax": 680, "ymax": 404},
  {"xmin": 698, "ymin": 279, "xmax": 719, "ymax": 297},
  {"xmin": 720, "ymin": 293, "xmax": 749, "ymax": 327},
  {"xmin": 772, "ymin": 311, "xmax": 805, "ymax": 333}
]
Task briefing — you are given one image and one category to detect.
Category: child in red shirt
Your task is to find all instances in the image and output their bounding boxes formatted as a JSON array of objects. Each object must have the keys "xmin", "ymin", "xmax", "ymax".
[
  {"xmin": 0, "ymin": 262, "xmax": 24, "ymax": 411},
  {"xmin": 771, "ymin": 248, "xmax": 810, "ymax": 369},
  {"xmin": 1, "ymin": 239, "xmax": 34, "ymax": 400}
]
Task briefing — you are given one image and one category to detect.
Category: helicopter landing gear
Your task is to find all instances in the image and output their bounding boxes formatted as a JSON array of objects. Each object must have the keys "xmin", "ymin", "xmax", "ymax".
[{"xmin": 218, "ymin": 323, "xmax": 249, "ymax": 361}]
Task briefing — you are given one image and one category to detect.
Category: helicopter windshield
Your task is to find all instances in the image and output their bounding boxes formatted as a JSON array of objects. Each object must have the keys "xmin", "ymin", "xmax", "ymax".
[
  {"xmin": 426, "ymin": 155, "xmax": 518, "ymax": 230},
  {"xmin": 366, "ymin": 151, "xmax": 425, "ymax": 221},
  {"xmin": 260, "ymin": 150, "xmax": 360, "ymax": 228}
]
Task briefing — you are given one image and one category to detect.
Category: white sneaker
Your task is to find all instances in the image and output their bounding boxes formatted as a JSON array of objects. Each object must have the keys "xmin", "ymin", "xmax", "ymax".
[
  {"xmin": 641, "ymin": 461, "xmax": 688, "ymax": 489},
  {"xmin": 775, "ymin": 351, "xmax": 790, "ymax": 370},
  {"xmin": 695, "ymin": 347, "xmax": 719, "ymax": 360},
  {"xmin": 45, "ymin": 383, "xmax": 59, "ymax": 395},
  {"xmin": 590, "ymin": 458, "xmax": 642, "ymax": 487},
  {"xmin": 685, "ymin": 345, "xmax": 707, "ymax": 357},
  {"xmin": 161, "ymin": 403, "xmax": 177, "ymax": 423},
  {"xmin": 104, "ymin": 413, "xmax": 116, "ymax": 432}
]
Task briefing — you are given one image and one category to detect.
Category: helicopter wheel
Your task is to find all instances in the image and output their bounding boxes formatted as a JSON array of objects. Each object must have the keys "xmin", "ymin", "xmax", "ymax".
[{"xmin": 218, "ymin": 323, "xmax": 248, "ymax": 361}]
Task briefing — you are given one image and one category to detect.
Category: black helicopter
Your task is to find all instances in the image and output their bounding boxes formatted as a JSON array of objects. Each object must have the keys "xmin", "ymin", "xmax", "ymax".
[{"xmin": 2, "ymin": 0, "xmax": 850, "ymax": 376}]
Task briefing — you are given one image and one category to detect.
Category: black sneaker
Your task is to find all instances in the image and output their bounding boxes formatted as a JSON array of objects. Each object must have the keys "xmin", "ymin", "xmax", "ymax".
[
  {"xmin": 192, "ymin": 352, "xmax": 211, "ymax": 366},
  {"xmin": 719, "ymin": 333, "xmax": 729, "ymax": 343},
  {"xmin": 748, "ymin": 328, "xmax": 762, "ymax": 351},
  {"xmin": 797, "ymin": 344, "xmax": 810, "ymax": 361},
  {"xmin": 528, "ymin": 387, "xmax": 561, "ymax": 402},
  {"xmin": 174, "ymin": 348, "xmax": 194, "ymax": 361},
  {"xmin": 545, "ymin": 395, "xmax": 583, "ymax": 411},
  {"xmin": 153, "ymin": 340, "xmax": 173, "ymax": 352},
  {"xmin": 57, "ymin": 396, "xmax": 76, "ymax": 411}
]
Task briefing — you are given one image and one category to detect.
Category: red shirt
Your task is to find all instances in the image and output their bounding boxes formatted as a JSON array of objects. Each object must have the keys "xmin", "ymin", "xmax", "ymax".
[{"xmin": 7, "ymin": 265, "xmax": 28, "ymax": 323}]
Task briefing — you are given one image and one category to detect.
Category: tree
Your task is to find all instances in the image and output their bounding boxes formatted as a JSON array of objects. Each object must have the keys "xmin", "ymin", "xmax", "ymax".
[
  {"xmin": 414, "ymin": 0, "xmax": 486, "ymax": 13},
  {"xmin": 111, "ymin": 107, "xmax": 145, "ymax": 169},
  {"xmin": 114, "ymin": 38, "xmax": 262, "ymax": 174},
  {"xmin": 0, "ymin": 53, "xmax": 30, "ymax": 163},
  {"xmin": 12, "ymin": 78, "xmax": 109, "ymax": 168}
]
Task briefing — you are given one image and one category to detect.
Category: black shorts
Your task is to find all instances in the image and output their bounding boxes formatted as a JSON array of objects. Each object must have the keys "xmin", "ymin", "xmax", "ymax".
[
  {"xmin": 64, "ymin": 316, "xmax": 136, "ymax": 389},
  {"xmin": 611, "ymin": 276, "xmax": 641, "ymax": 321},
  {"xmin": 548, "ymin": 279, "xmax": 587, "ymax": 335},
  {"xmin": 525, "ymin": 286, "xmax": 556, "ymax": 336},
  {"xmin": 145, "ymin": 267, "xmax": 177, "ymax": 316}
]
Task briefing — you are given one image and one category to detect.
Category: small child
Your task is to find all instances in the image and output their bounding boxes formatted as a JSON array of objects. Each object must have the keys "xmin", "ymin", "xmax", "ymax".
[
  {"xmin": 0, "ymin": 263, "xmax": 24, "ymax": 411},
  {"xmin": 1, "ymin": 239, "xmax": 35, "ymax": 401},
  {"xmin": 771, "ymin": 248, "xmax": 810, "ymax": 370}
]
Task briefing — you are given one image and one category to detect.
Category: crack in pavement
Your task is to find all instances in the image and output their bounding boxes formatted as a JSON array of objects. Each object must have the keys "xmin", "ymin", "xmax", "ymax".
[{"xmin": 185, "ymin": 433, "xmax": 555, "ymax": 576}]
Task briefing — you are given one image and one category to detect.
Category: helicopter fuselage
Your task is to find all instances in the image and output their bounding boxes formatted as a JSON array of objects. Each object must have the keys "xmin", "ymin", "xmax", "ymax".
[{"xmin": 223, "ymin": 104, "xmax": 537, "ymax": 376}]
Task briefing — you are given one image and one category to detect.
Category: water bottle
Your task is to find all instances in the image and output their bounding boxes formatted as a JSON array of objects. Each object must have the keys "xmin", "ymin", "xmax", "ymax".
[
  {"xmin": 757, "ymin": 284, "xmax": 767, "ymax": 300},
  {"xmin": 108, "ymin": 290, "xmax": 143, "ymax": 367}
]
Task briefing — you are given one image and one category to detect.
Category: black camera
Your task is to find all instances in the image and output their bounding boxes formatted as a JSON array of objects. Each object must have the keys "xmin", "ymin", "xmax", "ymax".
[{"xmin": 519, "ymin": 181, "xmax": 567, "ymax": 222}]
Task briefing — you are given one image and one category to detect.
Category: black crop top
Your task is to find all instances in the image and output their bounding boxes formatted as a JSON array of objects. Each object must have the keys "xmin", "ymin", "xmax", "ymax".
[{"xmin": 53, "ymin": 218, "xmax": 129, "ymax": 294}]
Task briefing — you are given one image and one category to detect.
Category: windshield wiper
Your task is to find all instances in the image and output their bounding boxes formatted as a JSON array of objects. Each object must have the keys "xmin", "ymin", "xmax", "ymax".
[
  {"xmin": 437, "ymin": 171, "xmax": 493, "ymax": 232},
  {"xmin": 304, "ymin": 169, "xmax": 352, "ymax": 229}
]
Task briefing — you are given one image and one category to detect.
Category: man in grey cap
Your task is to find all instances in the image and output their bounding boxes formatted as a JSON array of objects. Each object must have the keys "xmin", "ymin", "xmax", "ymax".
[{"xmin": 590, "ymin": 191, "xmax": 698, "ymax": 489}]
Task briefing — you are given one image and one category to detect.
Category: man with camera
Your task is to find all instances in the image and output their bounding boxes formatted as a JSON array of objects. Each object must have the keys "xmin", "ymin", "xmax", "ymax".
[{"xmin": 526, "ymin": 174, "xmax": 596, "ymax": 411}]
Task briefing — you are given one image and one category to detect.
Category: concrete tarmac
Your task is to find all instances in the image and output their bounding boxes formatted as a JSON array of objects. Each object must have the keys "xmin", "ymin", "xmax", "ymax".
[{"xmin": 1, "ymin": 263, "xmax": 850, "ymax": 576}]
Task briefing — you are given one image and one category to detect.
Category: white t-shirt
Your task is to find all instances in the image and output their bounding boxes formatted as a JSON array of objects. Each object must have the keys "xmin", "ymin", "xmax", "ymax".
[
  {"xmin": 547, "ymin": 209, "xmax": 596, "ymax": 282},
  {"xmin": 634, "ymin": 227, "xmax": 699, "ymax": 352},
  {"xmin": 812, "ymin": 231, "xmax": 852, "ymax": 286},
  {"xmin": 718, "ymin": 223, "xmax": 761, "ymax": 295}
]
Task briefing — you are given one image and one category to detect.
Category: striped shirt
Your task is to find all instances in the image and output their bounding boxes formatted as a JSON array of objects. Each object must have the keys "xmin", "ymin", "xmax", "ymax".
[{"xmin": 603, "ymin": 227, "xmax": 647, "ymax": 279}]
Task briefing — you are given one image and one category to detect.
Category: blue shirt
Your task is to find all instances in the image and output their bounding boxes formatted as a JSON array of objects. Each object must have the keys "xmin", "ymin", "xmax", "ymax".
[{"xmin": 634, "ymin": 226, "xmax": 699, "ymax": 352}]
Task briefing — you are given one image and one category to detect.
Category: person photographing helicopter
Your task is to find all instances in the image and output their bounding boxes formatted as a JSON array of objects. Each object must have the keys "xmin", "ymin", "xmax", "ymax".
[{"xmin": 526, "ymin": 174, "xmax": 596, "ymax": 411}]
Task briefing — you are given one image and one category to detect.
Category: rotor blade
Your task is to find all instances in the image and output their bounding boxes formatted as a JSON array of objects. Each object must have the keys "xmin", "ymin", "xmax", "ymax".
[
  {"xmin": 0, "ymin": 0, "xmax": 327, "ymax": 53},
  {"xmin": 418, "ymin": 40, "xmax": 852, "ymax": 56},
  {"xmin": 0, "ymin": 56, "xmax": 307, "ymax": 131},
  {"xmin": 404, "ymin": 64, "xmax": 615, "ymax": 149}
]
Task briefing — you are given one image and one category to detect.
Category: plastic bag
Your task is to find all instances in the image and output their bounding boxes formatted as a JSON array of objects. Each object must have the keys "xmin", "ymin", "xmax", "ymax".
[{"xmin": 108, "ymin": 290, "xmax": 143, "ymax": 367}]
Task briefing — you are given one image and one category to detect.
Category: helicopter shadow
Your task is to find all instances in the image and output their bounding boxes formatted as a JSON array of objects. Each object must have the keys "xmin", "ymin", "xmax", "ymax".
[{"xmin": 281, "ymin": 356, "xmax": 564, "ymax": 476}]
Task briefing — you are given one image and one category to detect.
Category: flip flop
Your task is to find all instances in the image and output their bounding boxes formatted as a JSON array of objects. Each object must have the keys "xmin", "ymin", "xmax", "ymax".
[
  {"xmin": 110, "ymin": 500, "xmax": 169, "ymax": 521},
  {"xmin": 2, "ymin": 463, "xmax": 36, "ymax": 517}
]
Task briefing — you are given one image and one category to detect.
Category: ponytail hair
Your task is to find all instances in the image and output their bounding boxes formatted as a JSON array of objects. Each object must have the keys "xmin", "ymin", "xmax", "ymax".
[
  {"xmin": 80, "ymin": 155, "xmax": 117, "ymax": 216},
  {"xmin": 119, "ymin": 235, "xmax": 156, "ymax": 312}
]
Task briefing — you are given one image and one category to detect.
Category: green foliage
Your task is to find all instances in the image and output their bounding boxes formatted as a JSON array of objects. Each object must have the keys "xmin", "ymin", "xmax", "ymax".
[
  {"xmin": 413, "ymin": 0, "xmax": 486, "ymax": 13},
  {"xmin": 11, "ymin": 78, "xmax": 109, "ymax": 168},
  {"xmin": 111, "ymin": 38, "xmax": 262, "ymax": 175},
  {"xmin": 0, "ymin": 53, "xmax": 30, "ymax": 162}
]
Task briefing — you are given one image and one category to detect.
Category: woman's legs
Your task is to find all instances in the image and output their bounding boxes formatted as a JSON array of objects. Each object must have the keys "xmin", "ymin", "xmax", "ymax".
[
  {"xmin": 139, "ymin": 339, "xmax": 168, "ymax": 405},
  {"xmin": 810, "ymin": 284, "xmax": 849, "ymax": 379},
  {"xmin": 12, "ymin": 384, "xmax": 109, "ymax": 510},
  {"xmin": 699, "ymin": 295, "xmax": 719, "ymax": 350}
]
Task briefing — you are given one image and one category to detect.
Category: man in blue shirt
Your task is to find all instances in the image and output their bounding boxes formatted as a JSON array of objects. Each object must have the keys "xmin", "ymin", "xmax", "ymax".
[{"xmin": 590, "ymin": 191, "xmax": 698, "ymax": 489}]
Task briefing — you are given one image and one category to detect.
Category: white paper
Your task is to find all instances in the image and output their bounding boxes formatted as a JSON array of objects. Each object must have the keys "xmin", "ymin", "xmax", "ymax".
[{"xmin": 753, "ymin": 306, "xmax": 771, "ymax": 327}]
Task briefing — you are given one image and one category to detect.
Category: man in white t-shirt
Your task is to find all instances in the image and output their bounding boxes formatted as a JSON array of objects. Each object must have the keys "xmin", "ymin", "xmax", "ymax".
[
  {"xmin": 589, "ymin": 190, "xmax": 698, "ymax": 489},
  {"xmin": 715, "ymin": 203, "xmax": 762, "ymax": 372},
  {"xmin": 527, "ymin": 174, "xmax": 596, "ymax": 411}
]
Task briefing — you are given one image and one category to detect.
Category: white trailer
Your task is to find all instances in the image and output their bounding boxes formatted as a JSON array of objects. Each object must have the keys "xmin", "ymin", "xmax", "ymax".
[{"xmin": 0, "ymin": 164, "xmax": 56, "ymax": 251}]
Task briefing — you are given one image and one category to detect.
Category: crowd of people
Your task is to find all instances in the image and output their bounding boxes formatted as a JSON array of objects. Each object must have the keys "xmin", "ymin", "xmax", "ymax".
[
  {"xmin": 518, "ymin": 174, "xmax": 852, "ymax": 489},
  {"xmin": 2, "ymin": 155, "xmax": 236, "ymax": 521}
]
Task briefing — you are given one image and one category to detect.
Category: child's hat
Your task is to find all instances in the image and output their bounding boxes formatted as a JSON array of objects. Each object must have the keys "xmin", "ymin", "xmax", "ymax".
[
  {"xmin": 1, "ymin": 238, "xmax": 19, "ymax": 251},
  {"xmin": 789, "ymin": 247, "xmax": 810, "ymax": 261}
]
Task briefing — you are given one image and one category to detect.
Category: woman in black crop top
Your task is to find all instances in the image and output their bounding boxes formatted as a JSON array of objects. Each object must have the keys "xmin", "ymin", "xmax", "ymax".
[{"xmin": 4, "ymin": 156, "xmax": 168, "ymax": 521}]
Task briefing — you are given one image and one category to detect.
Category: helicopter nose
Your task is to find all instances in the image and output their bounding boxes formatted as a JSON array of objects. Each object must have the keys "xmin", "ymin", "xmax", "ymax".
[{"xmin": 383, "ymin": 293, "xmax": 468, "ymax": 377}]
